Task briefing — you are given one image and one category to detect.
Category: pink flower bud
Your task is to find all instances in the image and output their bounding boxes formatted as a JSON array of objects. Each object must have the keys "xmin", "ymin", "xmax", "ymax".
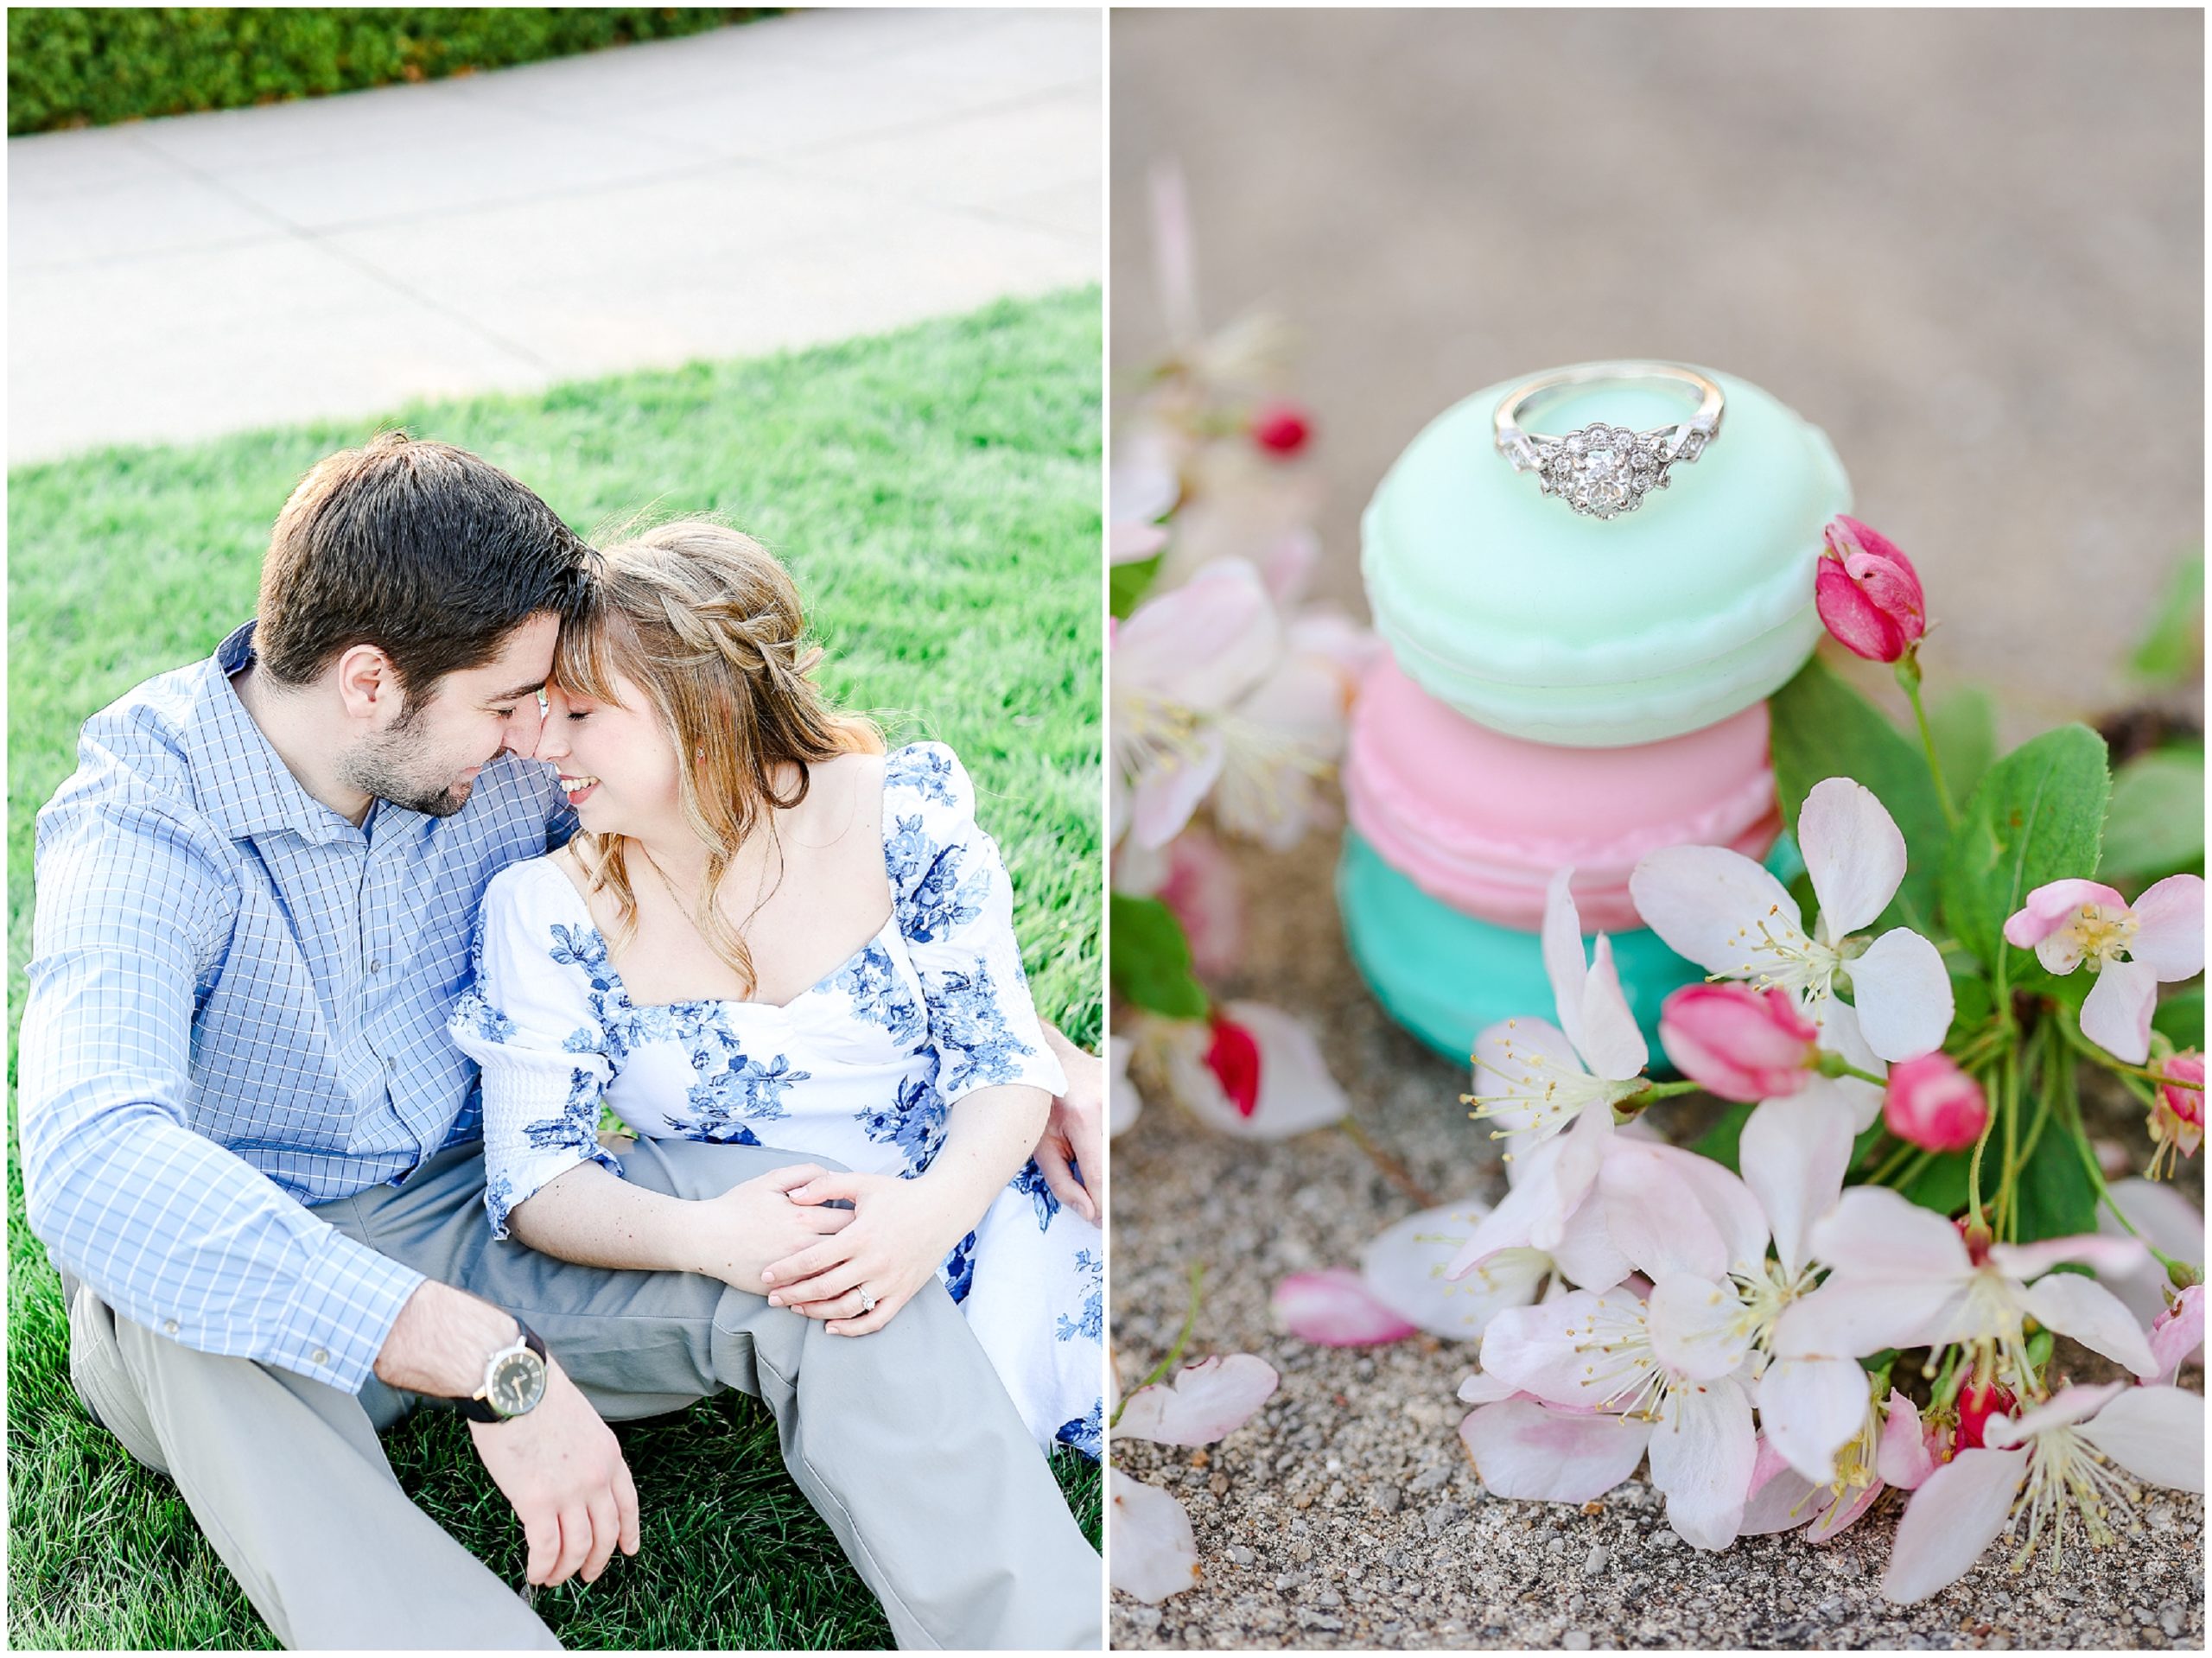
[
  {"xmin": 1657, "ymin": 982, "xmax": 1821, "ymax": 1102},
  {"xmin": 1816, "ymin": 515, "xmax": 1927, "ymax": 664},
  {"xmin": 1884, "ymin": 1053, "xmax": 1988, "ymax": 1152},
  {"xmin": 1250, "ymin": 400, "xmax": 1312, "ymax": 457},
  {"xmin": 1954, "ymin": 1380, "xmax": 2016, "ymax": 1452},
  {"xmin": 2149, "ymin": 1050, "xmax": 2203, "ymax": 1179},
  {"xmin": 1203, "ymin": 1013, "xmax": 1262, "ymax": 1118}
]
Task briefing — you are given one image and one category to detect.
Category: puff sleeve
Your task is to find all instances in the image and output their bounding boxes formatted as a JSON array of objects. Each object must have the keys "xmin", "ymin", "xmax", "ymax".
[
  {"xmin": 449, "ymin": 861, "xmax": 623, "ymax": 1238},
  {"xmin": 882, "ymin": 743, "xmax": 1069, "ymax": 1106}
]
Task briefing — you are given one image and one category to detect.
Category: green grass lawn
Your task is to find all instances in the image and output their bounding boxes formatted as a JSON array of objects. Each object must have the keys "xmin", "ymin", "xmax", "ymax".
[{"xmin": 7, "ymin": 288, "xmax": 1103, "ymax": 1648}]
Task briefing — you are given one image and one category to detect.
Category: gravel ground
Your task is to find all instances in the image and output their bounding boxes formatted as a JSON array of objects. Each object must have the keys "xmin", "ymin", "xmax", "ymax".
[{"xmin": 1109, "ymin": 835, "xmax": 2207, "ymax": 1651}]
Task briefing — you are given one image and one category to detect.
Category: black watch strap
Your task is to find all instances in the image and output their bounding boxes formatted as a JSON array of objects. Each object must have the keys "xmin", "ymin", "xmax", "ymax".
[{"xmin": 453, "ymin": 1318, "xmax": 548, "ymax": 1423}]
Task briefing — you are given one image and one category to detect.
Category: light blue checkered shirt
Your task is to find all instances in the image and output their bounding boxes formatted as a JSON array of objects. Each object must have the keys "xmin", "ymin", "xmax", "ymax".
[{"xmin": 18, "ymin": 621, "xmax": 573, "ymax": 1394}]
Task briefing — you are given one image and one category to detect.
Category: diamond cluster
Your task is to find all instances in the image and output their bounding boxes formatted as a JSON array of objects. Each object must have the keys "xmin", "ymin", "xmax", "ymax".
[{"xmin": 1497, "ymin": 420, "xmax": 1718, "ymax": 520}]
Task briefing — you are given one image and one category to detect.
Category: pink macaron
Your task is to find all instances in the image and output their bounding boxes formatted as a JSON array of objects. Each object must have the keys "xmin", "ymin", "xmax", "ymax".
[{"xmin": 1343, "ymin": 653, "xmax": 1781, "ymax": 934}]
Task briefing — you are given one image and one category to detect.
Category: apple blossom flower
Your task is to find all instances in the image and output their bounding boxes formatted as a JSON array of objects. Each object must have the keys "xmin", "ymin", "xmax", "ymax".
[
  {"xmin": 1631, "ymin": 776, "xmax": 1954, "ymax": 1074},
  {"xmin": 1109, "ymin": 1353, "xmax": 1281, "ymax": 1603},
  {"xmin": 2001, "ymin": 874, "xmax": 2205, "ymax": 1064},
  {"xmin": 1882, "ymin": 1052, "xmax": 1990, "ymax": 1153},
  {"xmin": 1459, "ymin": 1394, "xmax": 1655, "ymax": 1507},
  {"xmin": 2096, "ymin": 1178, "xmax": 2205, "ymax": 1370},
  {"xmin": 1882, "ymin": 1382, "xmax": 2205, "ymax": 1604},
  {"xmin": 1815, "ymin": 515, "xmax": 1927, "ymax": 664},
  {"xmin": 1479, "ymin": 1281, "xmax": 1758, "ymax": 1549},
  {"xmin": 1460, "ymin": 868, "xmax": 1650, "ymax": 1251},
  {"xmin": 2147, "ymin": 1286, "xmax": 2204, "ymax": 1388},
  {"xmin": 2149, "ymin": 1050, "xmax": 2204, "ymax": 1178},
  {"xmin": 1127, "ymin": 1001, "xmax": 1348, "ymax": 1140},
  {"xmin": 1773, "ymin": 1185, "xmax": 2160, "ymax": 1389},
  {"xmin": 1659, "ymin": 982, "xmax": 1821, "ymax": 1102},
  {"xmin": 1739, "ymin": 1388, "xmax": 1936, "ymax": 1543}
]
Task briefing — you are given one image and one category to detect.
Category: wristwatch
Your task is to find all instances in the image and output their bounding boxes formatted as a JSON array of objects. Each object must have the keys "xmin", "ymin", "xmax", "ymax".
[{"xmin": 454, "ymin": 1318, "xmax": 549, "ymax": 1423}]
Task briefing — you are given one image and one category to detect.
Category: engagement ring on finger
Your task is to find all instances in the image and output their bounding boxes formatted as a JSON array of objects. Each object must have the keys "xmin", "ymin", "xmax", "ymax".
[
  {"xmin": 1493, "ymin": 361, "xmax": 1723, "ymax": 520},
  {"xmin": 859, "ymin": 1288, "xmax": 877, "ymax": 1314}
]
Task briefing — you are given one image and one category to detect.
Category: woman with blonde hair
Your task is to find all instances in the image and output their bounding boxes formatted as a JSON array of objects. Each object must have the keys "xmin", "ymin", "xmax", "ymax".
[{"xmin": 448, "ymin": 519, "xmax": 1103, "ymax": 1479}]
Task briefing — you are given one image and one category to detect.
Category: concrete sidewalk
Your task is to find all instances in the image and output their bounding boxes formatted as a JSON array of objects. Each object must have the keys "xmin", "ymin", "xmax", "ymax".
[{"xmin": 8, "ymin": 7, "xmax": 1101, "ymax": 464}]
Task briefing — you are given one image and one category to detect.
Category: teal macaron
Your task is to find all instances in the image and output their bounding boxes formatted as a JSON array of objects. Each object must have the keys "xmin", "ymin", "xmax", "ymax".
[
  {"xmin": 1360, "ymin": 365, "xmax": 1851, "ymax": 748},
  {"xmin": 1338, "ymin": 829, "xmax": 1807, "ymax": 1068}
]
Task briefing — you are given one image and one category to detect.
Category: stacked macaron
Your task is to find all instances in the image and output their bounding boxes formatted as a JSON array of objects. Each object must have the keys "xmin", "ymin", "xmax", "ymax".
[{"xmin": 1339, "ymin": 365, "xmax": 1847, "ymax": 1061}]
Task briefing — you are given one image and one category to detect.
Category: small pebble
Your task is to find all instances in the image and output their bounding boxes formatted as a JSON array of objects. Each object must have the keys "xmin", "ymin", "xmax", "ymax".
[
  {"xmin": 1374, "ymin": 1484, "xmax": 1403, "ymax": 1514},
  {"xmin": 1562, "ymin": 1632, "xmax": 1592, "ymax": 1651},
  {"xmin": 2148, "ymin": 1502, "xmax": 2177, "ymax": 1532},
  {"xmin": 1582, "ymin": 1546, "xmax": 1608, "ymax": 1576},
  {"xmin": 1652, "ymin": 1528, "xmax": 1681, "ymax": 1549},
  {"xmin": 1228, "ymin": 1545, "xmax": 1254, "ymax": 1566}
]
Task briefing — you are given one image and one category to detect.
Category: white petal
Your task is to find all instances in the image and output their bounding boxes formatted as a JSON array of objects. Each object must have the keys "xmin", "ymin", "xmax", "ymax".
[
  {"xmin": 1529, "ymin": 1099, "xmax": 1611, "ymax": 1254},
  {"xmin": 1114, "ymin": 559, "xmax": 1281, "ymax": 710},
  {"xmin": 1649, "ymin": 1378, "xmax": 1756, "ymax": 1550},
  {"xmin": 1739, "ymin": 1453, "xmax": 1827, "ymax": 1535},
  {"xmin": 1808, "ymin": 1001, "xmax": 1886, "ymax": 1132},
  {"xmin": 1471, "ymin": 1016, "xmax": 1583, "ymax": 1140},
  {"xmin": 1758, "ymin": 1355, "xmax": 1872, "ymax": 1486},
  {"xmin": 1600, "ymin": 1144, "xmax": 1729, "ymax": 1281},
  {"xmin": 1741, "ymin": 1092, "xmax": 1853, "ymax": 1279},
  {"xmin": 1988, "ymin": 1233, "xmax": 2148, "ymax": 1280},
  {"xmin": 1808, "ymin": 1185, "xmax": 1971, "ymax": 1282},
  {"xmin": 1128, "ymin": 730, "xmax": 1225, "ymax": 849},
  {"xmin": 1541, "ymin": 867, "xmax": 1590, "ymax": 1057},
  {"xmin": 1479, "ymin": 1289, "xmax": 1648, "ymax": 1408},
  {"xmin": 1799, "ymin": 778, "xmax": 1909, "ymax": 936},
  {"xmin": 2081, "ymin": 958, "xmax": 2158, "ymax": 1065},
  {"xmin": 2020, "ymin": 1272, "xmax": 2161, "ymax": 1378},
  {"xmin": 1114, "ymin": 1354, "xmax": 1280, "ymax": 1446},
  {"xmin": 1880, "ymin": 1448, "xmax": 2029, "ymax": 1605},
  {"xmin": 2150, "ymin": 1286, "xmax": 2205, "ymax": 1385},
  {"xmin": 1363, "ymin": 1200, "xmax": 1547, "ymax": 1341},
  {"xmin": 1167, "ymin": 1001, "xmax": 1349, "ymax": 1139},
  {"xmin": 1877, "ymin": 1389, "xmax": 1936, "ymax": 1490},
  {"xmin": 2098, "ymin": 1179, "xmax": 2206, "ymax": 1329},
  {"xmin": 1578, "ymin": 935, "xmax": 1650, "ymax": 1082},
  {"xmin": 1646, "ymin": 1275, "xmax": 1753, "ymax": 1382},
  {"xmin": 1548, "ymin": 1181, "xmax": 1634, "ymax": 1292},
  {"xmin": 1845, "ymin": 928, "xmax": 1954, "ymax": 1061},
  {"xmin": 1457, "ymin": 1369, "xmax": 1520, "ymax": 1405},
  {"xmin": 1108, "ymin": 1470, "xmax": 1202, "ymax": 1603},
  {"xmin": 1642, "ymin": 1140, "xmax": 1771, "ymax": 1276},
  {"xmin": 1986, "ymin": 1382, "xmax": 2128, "ymax": 1446},
  {"xmin": 2128, "ymin": 873, "xmax": 2207, "ymax": 981},
  {"xmin": 2078, "ymin": 1386, "xmax": 2205, "ymax": 1493},
  {"xmin": 1272, "ymin": 1269, "xmax": 1418, "ymax": 1347},
  {"xmin": 1459, "ymin": 1399, "xmax": 1653, "ymax": 1502},
  {"xmin": 1630, "ymin": 844, "xmax": 1808, "ymax": 978},
  {"xmin": 1773, "ymin": 1276, "xmax": 1966, "ymax": 1363}
]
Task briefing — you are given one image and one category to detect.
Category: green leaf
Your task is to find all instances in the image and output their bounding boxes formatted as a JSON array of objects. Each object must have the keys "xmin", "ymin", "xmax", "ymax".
[
  {"xmin": 2126, "ymin": 553, "xmax": 2203, "ymax": 687},
  {"xmin": 2012, "ymin": 1101, "xmax": 2100, "ymax": 1242},
  {"xmin": 1928, "ymin": 683, "xmax": 1999, "ymax": 806},
  {"xmin": 1691, "ymin": 1101, "xmax": 1756, "ymax": 1173},
  {"xmin": 1949, "ymin": 969, "xmax": 1996, "ymax": 1034},
  {"xmin": 2099, "ymin": 748, "xmax": 2205, "ymax": 884},
  {"xmin": 2154, "ymin": 987, "xmax": 2205, "ymax": 1052},
  {"xmin": 1939, "ymin": 725, "xmax": 2110, "ymax": 979},
  {"xmin": 1109, "ymin": 893, "xmax": 1209, "ymax": 1020},
  {"xmin": 1109, "ymin": 552, "xmax": 1162, "ymax": 619},
  {"xmin": 1769, "ymin": 655, "xmax": 1949, "ymax": 935},
  {"xmin": 1903, "ymin": 1151, "xmax": 1973, "ymax": 1217}
]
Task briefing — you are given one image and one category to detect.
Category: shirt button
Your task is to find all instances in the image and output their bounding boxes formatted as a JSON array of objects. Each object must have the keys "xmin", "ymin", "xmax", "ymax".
[
  {"xmin": 312, "ymin": 1347, "xmax": 331, "ymax": 1366},
  {"xmin": 369, "ymin": 960, "xmax": 382, "ymax": 975},
  {"xmin": 163, "ymin": 1319, "xmax": 179, "ymax": 1336}
]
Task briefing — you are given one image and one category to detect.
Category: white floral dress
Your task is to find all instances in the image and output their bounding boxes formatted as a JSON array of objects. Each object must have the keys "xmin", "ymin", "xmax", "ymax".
[{"xmin": 450, "ymin": 743, "xmax": 1103, "ymax": 1459}]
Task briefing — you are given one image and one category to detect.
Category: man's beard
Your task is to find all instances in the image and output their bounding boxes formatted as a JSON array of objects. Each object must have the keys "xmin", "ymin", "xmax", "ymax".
[{"xmin": 340, "ymin": 703, "xmax": 478, "ymax": 818}]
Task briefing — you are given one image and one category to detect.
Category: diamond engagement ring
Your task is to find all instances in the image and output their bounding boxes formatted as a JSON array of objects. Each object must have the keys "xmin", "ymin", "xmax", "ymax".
[
  {"xmin": 858, "ymin": 1288, "xmax": 877, "ymax": 1314},
  {"xmin": 1493, "ymin": 362, "xmax": 1724, "ymax": 520}
]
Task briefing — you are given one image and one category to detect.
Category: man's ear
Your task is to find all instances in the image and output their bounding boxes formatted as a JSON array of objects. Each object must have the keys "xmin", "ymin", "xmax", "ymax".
[{"xmin": 333, "ymin": 643, "xmax": 403, "ymax": 724}]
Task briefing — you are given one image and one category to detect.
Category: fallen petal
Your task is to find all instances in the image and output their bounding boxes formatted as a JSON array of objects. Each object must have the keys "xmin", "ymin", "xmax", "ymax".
[
  {"xmin": 1116, "ymin": 1354, "xmax": 1281, "ymax": 1445},
  {"xmin": 1109, "ymin": 1470, "xmax": 1202, "ymax": 1602},
  {"xmin": 1273, "ymin": 1269, "xmax": 1417, "ymax": 1347}
]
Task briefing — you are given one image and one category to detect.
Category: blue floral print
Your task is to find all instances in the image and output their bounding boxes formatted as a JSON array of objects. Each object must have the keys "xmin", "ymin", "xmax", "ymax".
[
  {"xmin": 1054, "ymin": 1401, "xmax": 1102, "ymax": 1460},
  {"xmin": 925, "ymin": 963, "xmax": 1038, "ymax": 1095},
  {"xmin": 885, "ymin": 743, "xmax": 961, "ymax": 806},
  {"xmin": 834, "ymin": 942, "xmax": 925, "ymax": 1045},
  {"xmin": 940, "ymin": 1229, "xmax": 978, "ymax": 1305},
  {"xmin": 857, "ymin": 1076, "xmax": 946, "ymax": 1175}
]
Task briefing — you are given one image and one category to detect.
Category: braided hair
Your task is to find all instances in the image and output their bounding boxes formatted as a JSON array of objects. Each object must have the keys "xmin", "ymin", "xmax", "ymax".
[{"xmin": 553, "ymin": 518, "xmax": 882, "ymax": 992}]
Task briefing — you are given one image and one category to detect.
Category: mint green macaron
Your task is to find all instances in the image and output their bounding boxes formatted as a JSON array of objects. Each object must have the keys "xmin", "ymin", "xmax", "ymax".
[
  {"xmin": 1361, "ymin": 366, "xmax": 1850, "ymax": 748},
  {"xmin": 1338, "ymin": 829, "xmax": 1808, "ymax": 1068}
]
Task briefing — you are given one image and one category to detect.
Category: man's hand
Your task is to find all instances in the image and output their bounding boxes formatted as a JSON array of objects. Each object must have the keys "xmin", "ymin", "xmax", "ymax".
[
  {"xmin": 376, "ymin": 1280, "xmax": 640, "ymax": 1586},
  {"xmin": 1035, "ymin": 1022, "xmax": 1103, "ymax": 1223},
  {"xmin": 469, "ymin": 1361, "xmax": 640, "ymax": 1586}
]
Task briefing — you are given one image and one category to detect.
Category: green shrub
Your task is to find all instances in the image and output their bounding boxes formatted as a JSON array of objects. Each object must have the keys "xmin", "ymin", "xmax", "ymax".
[{"xmin": 7, "ymin": 8, "xmax": 773, "ymax": 136}]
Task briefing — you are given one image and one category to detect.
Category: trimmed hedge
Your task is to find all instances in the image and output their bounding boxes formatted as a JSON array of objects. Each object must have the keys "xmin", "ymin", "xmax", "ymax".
[{"xmin": 8, "ymin": 8, "xmax": 773, "ymax": 136}]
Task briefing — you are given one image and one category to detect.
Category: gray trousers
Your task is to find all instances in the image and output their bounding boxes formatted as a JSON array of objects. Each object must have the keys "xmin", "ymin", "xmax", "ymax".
[{"xmin": 64, "ymin": 1135, "xmax": 1103, "ymax": 1651}]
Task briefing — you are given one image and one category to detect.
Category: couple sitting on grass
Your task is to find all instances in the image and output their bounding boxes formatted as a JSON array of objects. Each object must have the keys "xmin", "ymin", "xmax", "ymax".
[{"xmin": 19, "ymin": 433, "xmax": 1103, "ymax": 1650}]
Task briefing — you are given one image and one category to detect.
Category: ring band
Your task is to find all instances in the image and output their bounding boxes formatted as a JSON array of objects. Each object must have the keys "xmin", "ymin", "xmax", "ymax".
[{"xmin": 1493, "ymin": 362, "xmax": 1724, "ymax": 520}]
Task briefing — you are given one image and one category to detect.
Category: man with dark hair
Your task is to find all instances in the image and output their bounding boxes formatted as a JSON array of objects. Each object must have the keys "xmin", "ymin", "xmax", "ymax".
[{"xmin": 18, "ymin": 434, "xmax": 1103, "ymax": 1649}]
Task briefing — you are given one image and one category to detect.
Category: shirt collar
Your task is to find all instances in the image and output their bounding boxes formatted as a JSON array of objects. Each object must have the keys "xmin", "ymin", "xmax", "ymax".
[{"xmin": 182, "ymin": 620, "xmax": 377, "ymax": 847}]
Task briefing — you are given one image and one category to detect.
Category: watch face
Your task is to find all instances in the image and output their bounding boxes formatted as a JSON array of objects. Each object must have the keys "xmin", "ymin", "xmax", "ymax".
[{"xmin": 487, "ymin": 1349, "xmax": 547, "ymax": 1417}]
